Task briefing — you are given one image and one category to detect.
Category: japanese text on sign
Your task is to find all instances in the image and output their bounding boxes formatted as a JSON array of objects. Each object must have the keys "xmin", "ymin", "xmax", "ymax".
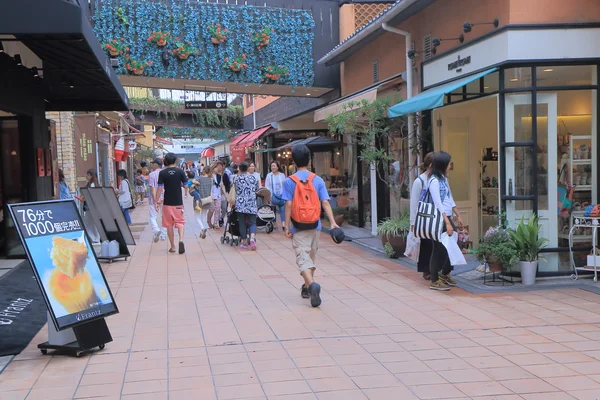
[
  {"xmin": 15, "ymin": 208, "xmax": 81, "ymax": 237},
  {"xmin": 79, "ymin": 132, "xmax": 93, "ymax": 162}
]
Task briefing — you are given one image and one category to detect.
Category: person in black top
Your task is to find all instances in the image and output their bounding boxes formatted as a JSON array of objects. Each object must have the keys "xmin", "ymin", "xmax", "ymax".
[{"xmin": 155, "ymin": 153, "xmax": 188, "ymax": 254}]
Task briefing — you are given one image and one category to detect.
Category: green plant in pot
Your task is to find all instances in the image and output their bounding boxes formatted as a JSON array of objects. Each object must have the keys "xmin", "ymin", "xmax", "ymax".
[
  {"xmin": 377, "ymin": 214, "xmax": 410, "ymax": 258},
  {"xmin": 475, "ymin": 226, "xmax": 518, "ymax": 272},
  {"xmin": 384, "ymin": 243, "xmax": 398, "ymax": 259},
  {"xmin": 508, "ymin": 214, "xmax": 548, "ymax": 286},
  {"xmin": 332, "ymin": 207, "xmax": 348, "ymax": 226}
]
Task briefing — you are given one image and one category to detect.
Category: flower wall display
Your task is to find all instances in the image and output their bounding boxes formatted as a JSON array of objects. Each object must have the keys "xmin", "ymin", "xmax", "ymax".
[{"xmin": 94, "ymin": 0, "xmax": 315, "ymax": 87}]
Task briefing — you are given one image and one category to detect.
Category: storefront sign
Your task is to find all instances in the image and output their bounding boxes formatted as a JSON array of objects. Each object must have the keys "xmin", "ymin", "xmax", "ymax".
[
  {"xmin": 74, "ymin": 115, "xmax": 98, "ymax": 188},
  {"xmin": 172, "ymin": 134, "xmax": 194, "ymax": 139},
  {"xmin": 184, "ymin": 100, "xmax": 227, "ymax": 110},
  {"xmin": 7, "ymin": 201, "xmax": 118, "ymax": 331},
  {"xmin": 448, "ymin": 55, "xmax": 471, "ymax": 72}
]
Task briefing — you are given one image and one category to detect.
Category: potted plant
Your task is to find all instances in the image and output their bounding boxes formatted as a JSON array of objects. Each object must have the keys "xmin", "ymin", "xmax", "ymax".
[
  {"xmin": 377, "ymin": 214, "xmax": 410, "ymax": 257},
  {"xmin": 384, "ymin": 243, "xmax": 398, "ymax": 259},
  {"xmin": 261, "ymin": 65, "xmax": 289, "ymax": 84},
  {"xmin": 173, "ymin": 42, "xmax": 199, "ymax": 60},
  {"xmin": 508, "ymin": 214, "xmax": 548, "ymax": 285},
  {"xmin": 475, "ymin": 226, "xmax": 518, "ymax": 272},
  {"xmin": 208, "ymin": 24, "xmax": 229, "ymax": 44},
  {"xmin": 125, "ymin": 59, "xmax": 152, "ymax": 75},
  {"xmin": 251, "ymin": 27, "xmax": 274, "ymax": 49},
  {"xmin": 332, "ymin": 207, "xmax": 348, "ymax": 226},
  {"xmin": 147, "ymin": 31, "xmax": 170, "ymax": 47},
  {"xmin": 104, "ymin": 38, "xmax": 126, "ymax": 57},
  {"xmin": 223, "ymin": 54, "xmax": 248, "ymax": 72}
]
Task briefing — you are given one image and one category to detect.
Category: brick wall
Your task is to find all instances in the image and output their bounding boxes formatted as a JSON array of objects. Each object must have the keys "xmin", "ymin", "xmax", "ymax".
[{"xmin": 46, "ymin": 112, "xmax": 77, "ymax": 192}]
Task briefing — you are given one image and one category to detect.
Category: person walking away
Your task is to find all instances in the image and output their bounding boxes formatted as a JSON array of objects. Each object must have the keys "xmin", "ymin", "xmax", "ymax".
[
  {"xmin": 148, "ymin": 158, "xmax": 167, "ymax": 242},
  {"xmin": 135, "ymin": 169, "xmax": 146, "ymax": 204},
  {"xmin": 409, "ymin": 152, "xmax": 435, "ymax": 280},
  {"xmin": 195, "ymin": 166, "xmax": 213, "ymax": 239},
  {"xmin": 186, "ymin": 170, "xmax": 202, "ymax": 211},
  {"xmin": 155, "ymin": 153, "xmax": 188, "ymax": 254},
  {"xmin": 235, "ymin": 161, "xmax": 259, "ymax": 250},
  {"xmin": 428, "ymin": 151, "xmax": 463, "ymax": 291},
  {"xmin": 283, "ymin": 144, "xmax": 339, "ymax": 307},
  {"xmin": 220, "ymin": 161, "xmax": 235, "ymax": 226},
  {"xmin": 210, "ymin": 162, "xmax": 224, "ymax": 229},
  {"xmin": 266, "ymin": 160, "xmax": 286, "ymax": 231},
  {"xmin": 247, "ymin": 159, "xmax": 262, "ymax": 186},
  {"xmin": 116, "ymin": 169, "xmax": 133, "ymax": 225},
  {"xmin": 58, "ymin": 169, "xmax": 71, "ymax": 200},
  {"xmin": 82, "ymin": 169, "xmax": 101, "ymax": 243}
]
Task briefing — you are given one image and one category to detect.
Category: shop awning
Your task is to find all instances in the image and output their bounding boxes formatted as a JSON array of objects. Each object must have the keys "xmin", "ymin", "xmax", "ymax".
[
  {"xmin": 314, "ymin": 86, "xmax": 379, "ymax": 122},
  {"xmin": 201, "ymin": 148, "xmax": 215, "ymax": 158},
  {"xmin": 231, "ymin": 133, "xmax": 248, "ymax": 146},
  {"xmin": 388, "ymin": 68, "xmax": 498, "ymax": 118},
  {"xmin": 278, "ymin": 136, "xmax": 341, "ymax": 152},
  {"xmin": 2, "ymin": 0, "xmax": 129, "ymax": 111},
  {"xmin": 237, "ymin": 126, "xmax": 271, "ymax": 147}
]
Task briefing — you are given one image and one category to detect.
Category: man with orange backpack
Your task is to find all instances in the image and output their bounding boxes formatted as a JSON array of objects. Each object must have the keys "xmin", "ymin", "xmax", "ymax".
[{"xmin": 283, "ymin": 144, "xmax": 340, "ymax": 307}]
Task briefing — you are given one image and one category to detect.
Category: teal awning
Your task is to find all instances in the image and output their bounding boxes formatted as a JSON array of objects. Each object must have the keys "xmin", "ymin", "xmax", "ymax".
[{"xmin": 388, "ymin": 68, "xmax": 498, "ymax": 118}]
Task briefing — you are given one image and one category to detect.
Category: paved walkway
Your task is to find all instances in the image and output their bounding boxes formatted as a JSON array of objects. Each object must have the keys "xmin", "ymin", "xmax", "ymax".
[{"xmin": 2, "ymin": 204, "xmax": 600, "ymax": 399}]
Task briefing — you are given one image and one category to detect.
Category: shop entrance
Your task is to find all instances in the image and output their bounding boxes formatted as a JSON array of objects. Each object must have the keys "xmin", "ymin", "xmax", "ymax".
[
  {"xmin": 434, "ymin": 95, "xmax": 499, "ymax": 242},
  {"xmin": 0, "ymin": 117, "xmax": 26, "ymax": 258}
]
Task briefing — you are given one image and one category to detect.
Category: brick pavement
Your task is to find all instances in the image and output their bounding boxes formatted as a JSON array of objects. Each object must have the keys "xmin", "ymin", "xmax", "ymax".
[{"xmin": 2, "ymin": 204, "xmax": 600, "ymax": 399}]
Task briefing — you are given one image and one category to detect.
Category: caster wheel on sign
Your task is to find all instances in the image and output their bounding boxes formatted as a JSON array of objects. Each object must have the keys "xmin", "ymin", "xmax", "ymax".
[
  {"xmin": 76, "ymin": 352, "xmax": 82, "ymax": 358},
  {"xmin": 40, "ymin": 349, "xmax": 47, "ymax": 355},
  {"xmin": 595, "ymin": 276, "xmax": 598, "ymax": 283},
  {"xmin": 571, "ymin": 274, "xmax": 577, "ymax": 280},
  {"xmin": 99, "ymin": 344, "xmax": 105, "ymax": 350},
  {"xmin": 220, "ymin": 237, "xmax": 225, "ymax": 244}
]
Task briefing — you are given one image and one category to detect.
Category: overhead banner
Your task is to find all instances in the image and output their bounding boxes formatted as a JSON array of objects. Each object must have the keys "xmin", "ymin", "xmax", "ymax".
[
  {"xmin": 8, "ymin": 201, "xmax": 119, "ymax": 331},
  {"xmin": 74, "ymin": 115, "xmax": 98, "ymax": 188}
]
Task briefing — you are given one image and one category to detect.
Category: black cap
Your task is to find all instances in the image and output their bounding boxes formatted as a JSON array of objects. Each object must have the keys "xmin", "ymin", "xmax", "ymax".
[
  {"xmin": 330, "ymin": 228, "xmax": 345, "ymax": 244},
  {"xmin": 152, "ymin": 158, "xmax": 163, "ymax": 167}
]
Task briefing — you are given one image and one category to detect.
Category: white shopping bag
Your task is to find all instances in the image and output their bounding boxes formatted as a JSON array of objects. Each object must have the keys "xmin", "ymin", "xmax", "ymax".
[
  {"xmin": 404, "ymin": 231, "xmax": 420, "ymax": 262},
  {"xmin": 441, "ymin": 232, "xmax": 467, "ymax": 266}
]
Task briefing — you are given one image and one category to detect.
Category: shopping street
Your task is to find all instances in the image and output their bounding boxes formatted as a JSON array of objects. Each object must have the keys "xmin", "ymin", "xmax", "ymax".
[{"xmin": 2, "ymin": 205, "xmax": 600, "ymax": 399}]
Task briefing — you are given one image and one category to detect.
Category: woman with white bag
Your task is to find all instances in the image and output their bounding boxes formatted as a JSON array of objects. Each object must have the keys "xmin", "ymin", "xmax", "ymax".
[
  {"xmin": 409, "ymin": 152, "xmax": 435, "ymax": 280},
  {"xmin": 427, "ymin": 151, "xmax": 464, "ymax": 291}
]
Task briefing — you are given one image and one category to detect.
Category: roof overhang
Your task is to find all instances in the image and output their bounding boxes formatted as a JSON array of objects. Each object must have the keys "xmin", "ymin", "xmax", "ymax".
[
  {"xmin": 319, "ymin": 0, "xmax": 437, "ymax": 66},
  {"xmin": 1, "ymin": 0, "xmax": 129, "ymax": 111}
]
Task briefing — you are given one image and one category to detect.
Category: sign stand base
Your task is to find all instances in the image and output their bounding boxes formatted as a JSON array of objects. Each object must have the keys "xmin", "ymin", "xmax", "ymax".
[
  {"xmin": 96, "ymin": 218, "xmax": 131, "ymax": 263},
  {"xmin": 38, "ymin": 312, "xmax": 113, "ymax": 357}
]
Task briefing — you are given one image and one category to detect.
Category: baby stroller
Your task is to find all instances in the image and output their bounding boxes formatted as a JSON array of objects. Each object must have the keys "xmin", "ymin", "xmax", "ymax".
[
  {"xmin": 221, "ymin": 208, "xmax": 242, "ymax": 246},
  {"xmin": 256, "ymin": 187, "xmax": 276, "ymax": 234}
]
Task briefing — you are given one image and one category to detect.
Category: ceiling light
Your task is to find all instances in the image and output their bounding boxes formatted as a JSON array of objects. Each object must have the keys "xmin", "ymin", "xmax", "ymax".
[
  {"xmin": 306, "ymin": 93, "xmax": 311, "ymax": 96},
  {"xmin": 31, "ymin": 67, "xmax": 39, "ymax": 78},
  {"xmin": 0, "ymin": 43, "xmax": 4, "ymax": 53},
  {"xmin": 510, "ymin": 78, "xmax": 519, "ymax": 82},
  {"xmin": 14, "ymin": 54, "xmax": 22, "ymax": 66},
  {"xmin": 484, "ymin": 86, "xmax": 490, "ymax": 89},
  {"xmin": 543, "ymin": 68, "xmax": 553, "ymax": 72},
  {"xmin": 10, "ymin": 151, "xmax": 17, "ymax": 156}
]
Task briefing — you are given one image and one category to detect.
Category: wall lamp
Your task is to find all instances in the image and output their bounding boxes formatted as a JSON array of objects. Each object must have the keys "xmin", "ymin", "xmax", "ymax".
[
  {"xmin": 432, "ymin": 34, "xmax": 464, "ymax": 48},
  {"xmin": 463, "ymin": 18, "xmax": 499, "ymax": 33},
  {"xmin": 407, "ymin": 49, "xmax": 427, "ymax": 60}
]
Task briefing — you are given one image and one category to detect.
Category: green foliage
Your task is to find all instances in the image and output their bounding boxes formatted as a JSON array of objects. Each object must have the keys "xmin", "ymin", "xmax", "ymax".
[
  {"xmin": 326, "ymin": 96, "xmax": 404, "ymax": 183},
  {"xmin": 508, "ymin": 214, "xmax": 549, "ymax": 262},
  {"xmin": 475, "ymin": 226, "xmax": 518, "ymax": 267},
  {"xmin": 384, "ymin": 243, "xmax": 397, "ymax": 258},
  {"xmin": 377, "ymin": 214, "xmax": 410, "ymax": 240},
  {"xmin": 116, "ymin": 7, "xmax": 128, "ymax": 25}
]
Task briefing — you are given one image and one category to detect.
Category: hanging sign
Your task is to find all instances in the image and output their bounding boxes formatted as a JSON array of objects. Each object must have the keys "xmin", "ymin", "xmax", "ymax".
[
  {"xmin": 7, "ymin": 200, "xmax": 119, "ymax": 331},
  {"xmin": 184, "ymin": 100, "xmax": 227, "ymax": 110}
]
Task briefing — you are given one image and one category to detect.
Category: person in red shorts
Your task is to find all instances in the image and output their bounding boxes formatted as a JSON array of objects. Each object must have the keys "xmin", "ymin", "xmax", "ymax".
[{"xmin": 155, "ymin": 152, "xmax": 188, "ymax": 254}]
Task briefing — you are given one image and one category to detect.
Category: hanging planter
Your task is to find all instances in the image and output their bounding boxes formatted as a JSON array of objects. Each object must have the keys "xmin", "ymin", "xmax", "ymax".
[
  {"xmin": 104, "ymin": 38, "xmax": 127, "ymax": 57},
  {"xmin": 208, "ymin": 24, "xmax": 229, "ymax": 45},
  {"xmin": 261, "ymin": 65, "xmax": 289, "ymax": 83},
  {"xmin": 173, "ymin": 42, "xmax": 199, "ymax": 60},
  {"xmin": 223, "ymin": 54, "xmax": 248, "ymax": 73},
  {"xmin": 251, "ymin": 27, "xmax": 274, "ymax": 49},
  {"xmin": 126, "ymin": 59, "xmax": 152, "ymax": 75},
  {"xmin": 147, "ymin": 31, "xmax": 170, "ymax": 47}
]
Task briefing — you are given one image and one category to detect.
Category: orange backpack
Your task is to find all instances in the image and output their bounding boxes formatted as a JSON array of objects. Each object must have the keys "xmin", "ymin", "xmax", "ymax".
[{"xmin": 289, "ymin": 173, "xmax": 321, "ymax": 230}]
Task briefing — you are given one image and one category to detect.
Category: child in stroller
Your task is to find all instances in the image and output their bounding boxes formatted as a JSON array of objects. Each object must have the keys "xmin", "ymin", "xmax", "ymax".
[
  {"xmin": 256, "ymin": 187, "xmax": 276, "ymax": 234},
  {"xmin": 221, "ymin": 208, "xmax": 241, "ymax": 246}
]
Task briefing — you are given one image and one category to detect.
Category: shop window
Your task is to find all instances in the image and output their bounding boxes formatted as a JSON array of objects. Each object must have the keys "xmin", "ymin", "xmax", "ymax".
[
  {"xmin": 445, "ymin": 118, "xmax": 470, "ymax": 202},
  {"xmin": 483, "ymin": 71, "xmax": 499, "ymax": 93},
  {"xmin": 504, "ymin": 67, "xmax": 532, "ymax": 89},
  {"xmin": 536, "ymin": 65, "xmax": 596, "ymax": 87}
]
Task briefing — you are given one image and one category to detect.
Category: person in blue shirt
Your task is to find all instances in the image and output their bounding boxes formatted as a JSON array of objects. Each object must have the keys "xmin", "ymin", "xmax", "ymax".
[
  {"xmin": 58, "ymin": 169, "xmax": 71, "ymax": 200},
  {"xmin": 282, "ymin": 144, "xmax": 339, "ymax": 307}
]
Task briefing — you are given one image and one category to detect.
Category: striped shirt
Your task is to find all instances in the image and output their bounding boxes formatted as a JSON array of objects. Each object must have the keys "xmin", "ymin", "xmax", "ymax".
[{"xmin": 148, "ymin": 169, "xmax": 164, "ymax": 205}]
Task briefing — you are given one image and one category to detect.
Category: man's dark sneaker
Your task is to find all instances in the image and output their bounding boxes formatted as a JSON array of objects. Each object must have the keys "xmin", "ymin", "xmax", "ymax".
[
  {"xmin": 178, "ymin": 241, "xmax": 185, "ymax": 254},
  {"xmin": 301, "ymin": 284, "xmax": 309, "ymax": 299},
  {"xmin": 219, "ymin": 218, "xmax": 224, "ymax": 227},
  {"xmin": 308, "ymin": 282, "xmax": 321, "ymax": 307}
]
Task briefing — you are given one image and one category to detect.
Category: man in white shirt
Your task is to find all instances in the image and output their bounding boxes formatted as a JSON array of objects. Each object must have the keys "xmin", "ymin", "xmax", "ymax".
[{"xmin": 148, "ymin": 158, "xmax": 167, "ymax": 242}]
